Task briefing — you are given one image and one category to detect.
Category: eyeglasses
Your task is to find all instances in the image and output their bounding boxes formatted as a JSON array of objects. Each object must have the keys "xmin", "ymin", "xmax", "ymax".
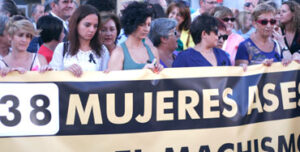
[
  {"xmin": 218, "ymin": 34, "xmax": 228, "ymax": 41},
  {"xmin": 168, "ymin": 30, "xmax": 179, "ymax": 37},
  {"xmin": 244, "ymin": 2, "xmax": 254, "ymax": 8},
  {"xmin": 256, "ymin": 19, "xmax": 276, "ymax": 25},
  {"xmin": 222, "ymin": 17, "xmax": 235, "ymax": 22}
]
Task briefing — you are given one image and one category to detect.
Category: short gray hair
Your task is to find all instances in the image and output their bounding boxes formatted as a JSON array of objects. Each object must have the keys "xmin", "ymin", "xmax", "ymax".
[
  {"xmin": 0, "ymin": 14, "xmax": 8, "ymax": 35},
  {"xmin": 149, "ymin": 18, "xmax": 177, "ymax": 47}
]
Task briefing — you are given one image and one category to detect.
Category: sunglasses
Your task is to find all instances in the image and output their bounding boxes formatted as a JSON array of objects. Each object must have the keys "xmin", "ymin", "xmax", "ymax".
[
  {"xmin": 218, "ymin": 34, "xmax": 228, "ymax": 41},
  {"xmin": 244, "ymin": 2, "xmax": 254, "ymax": 8},
  {"xmin": 256, "ymin": 19, "xmax": 276, "ymax": 25},
  {"xmin": 222, "ymin": 17, "xmax": 235, "ymax": 22}
]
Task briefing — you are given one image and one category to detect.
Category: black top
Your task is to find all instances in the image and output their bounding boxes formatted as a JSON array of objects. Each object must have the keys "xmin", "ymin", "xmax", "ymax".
[{"xmin": 282, "ymin": 28, "xmax": 300, "ymax": 54}]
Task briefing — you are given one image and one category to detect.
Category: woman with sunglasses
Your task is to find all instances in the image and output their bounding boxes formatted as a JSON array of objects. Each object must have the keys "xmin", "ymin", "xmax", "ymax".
[
  {"xmin": 149, "ymin": 18, "xmax": 179, "ymax": 68},
  {"xmin": 279, "ymin": 1, "xmax": 300, "ymax": 60},
  {"xmin": 235, "ymin": 4, "xmax": 291, "ymax": 68},
  {"xmin": 213, "ymin": 6, "xmax": 244, "ymax": 65},
  {"xmin": 172, "ymin": 14, "xmax": 231, "ymax": 67}
]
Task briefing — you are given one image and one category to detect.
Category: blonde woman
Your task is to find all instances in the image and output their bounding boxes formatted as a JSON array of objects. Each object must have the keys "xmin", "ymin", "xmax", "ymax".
[{"xmin": 0, "ymin": 18, "xmax": 48, "ymax": 76}]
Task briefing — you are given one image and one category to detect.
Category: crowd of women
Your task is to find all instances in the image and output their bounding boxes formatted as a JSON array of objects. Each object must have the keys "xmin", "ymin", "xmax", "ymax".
[{"xmin": 0, "ymin": 0, "xmax": 299, "ymax": 77}]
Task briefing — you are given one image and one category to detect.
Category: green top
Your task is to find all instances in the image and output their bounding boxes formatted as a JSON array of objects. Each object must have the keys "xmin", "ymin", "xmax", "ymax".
[{"xmin": 121, "ymin": 41, "xmax": 155, "ymax": 70}]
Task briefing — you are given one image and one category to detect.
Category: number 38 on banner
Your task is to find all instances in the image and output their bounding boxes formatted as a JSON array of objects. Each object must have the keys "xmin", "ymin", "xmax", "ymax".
[{"xmin": 0, "ymin": 83, "xmax": 59, "ymax": 137}]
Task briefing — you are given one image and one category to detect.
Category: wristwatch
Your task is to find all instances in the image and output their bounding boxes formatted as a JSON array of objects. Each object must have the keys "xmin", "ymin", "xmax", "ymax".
[{"xmin": 281, "ymin": 46, "xmax": 289, "ymax": 51}]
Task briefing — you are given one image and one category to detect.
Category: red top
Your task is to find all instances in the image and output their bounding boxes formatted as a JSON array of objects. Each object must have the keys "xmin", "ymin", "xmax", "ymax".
[{"xmin": 38, "ymin": 45, "xmax": 53, "ymax": 64}]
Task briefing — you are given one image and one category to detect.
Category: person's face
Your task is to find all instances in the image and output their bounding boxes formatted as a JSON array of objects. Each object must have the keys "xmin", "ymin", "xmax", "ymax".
[
  {"xmin": 221, "ymin": 15, "xmax": 235, "ymax": 34},
  {"xmin": 77, "ymin": 14, "xmax": 99, "ymax": 42},
  {"xmin": 33, "ymin": 5, "xmax": 45, "ymax": 23},
  {"xmin": 202, "ymin": 0, "xmax": 218, "ymax": 12},
  {"xmin": 280, "ymin": 4, "xmax": 293, "ymax": 24},
  {"xmin": 168, "ymin": 7, "xmax": 184, "ymax": 26},
  {"xmin": 100, "ymin": 19, "xmax": 118, "ymax": 47},
  {"xmin": 243, "ymin": 2, "xmax": 255, "ymax": 13},
  {"xmin": 216, "ymin": 29, "xmax": 227, "ymax": 49},
  {"xmin": 133, "ymin": 17, "xmax": 151, "ymax": 39},
  {"xmin": 166, "ymin": 28, "xmax": 179, "ymax": 51},
  {"xmin": 204, "ymin": 29, "xmax": 218, "ymax": 48},
  {"xmin": 52, "ymin": 0, "xmax": 74, "ymax": 20},
  {"xmin": 254, "ymin": 13, "xmax": 276, "ymax": 38},
  {"xmin": 0, "ymin": 30, "xmax": 11, "ymax": 48},
  {"xmin": 245, "ymin": 13, "xmax": 253, "ymax": 29},
  {"xmin": 10, "ymin": 30, "xmax": 32, "ymax": 52}
]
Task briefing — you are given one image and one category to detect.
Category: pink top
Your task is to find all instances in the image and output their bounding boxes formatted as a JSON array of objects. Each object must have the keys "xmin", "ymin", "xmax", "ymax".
[{"xmin": 222, "ymin": 33, "xmax": 244, "ymax": 65}]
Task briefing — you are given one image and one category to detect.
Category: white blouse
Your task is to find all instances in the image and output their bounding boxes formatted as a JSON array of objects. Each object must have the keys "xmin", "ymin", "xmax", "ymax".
[{"xmin": 50, "ymin": 42, "xmax": 110, "ymax": 71}]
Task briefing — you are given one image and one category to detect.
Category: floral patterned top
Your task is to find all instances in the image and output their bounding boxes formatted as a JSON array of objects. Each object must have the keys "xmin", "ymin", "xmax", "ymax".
[{"xmin": 235, "ymin": 38, "xmax": 281, "ymax": 65}]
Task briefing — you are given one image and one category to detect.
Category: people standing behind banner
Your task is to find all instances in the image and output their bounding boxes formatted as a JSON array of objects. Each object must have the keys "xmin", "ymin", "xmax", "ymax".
[
  {"xmin": 235, "ymin": 11, "xmax": 255, "ymax": 39},
  {"xmin": 0, "ymin": 0, "xmax": 18, "ymax": 17},
  {"xmin": 27, "ymin": 0, "xmax": 74, "ymax": 53},
  {"xmin": 149, "ymin": 18, "xmax": 179, "ymax": 68},
  {"xmin": 107, "ymin": 2, "xmax": 162, "ymax": 71},
  {"xmin": 0, "ymin": 15, "xmax": 10, "ymax": 59},
  {"xmin": 279, "ymin": 1, "xmax": 300, "ymax": 59},
  {"xmin": 99, "ymin": 14, "xmax": 121, "ymax": 55},
  {"xmin": 49, "ymin": 5, "xmax": 110, "ymax": 77},
  {"xmin": 213, "ymin": 6, "xmax": 244, "ymax": 65},
  {"xmin": 0, "ymin": 18, "xmax": 48, "ymax": 76},
  {"xmin": 167, "ymin": 2, "xmax": 194, "ymax": 51},
  {"xmin": 191, "ymin": 0, "xmax": 218, "ymax": 21},
  {"xmin": 235, "ymin": 4, "xmax": 292, "ymax": 69},
  {"xmin": 172, "ymin": 14, "xmax": 231, "ymax": 67},
  {"xmin": 37, "ymin": 15, "xmax": 64, "ymax": 63}
]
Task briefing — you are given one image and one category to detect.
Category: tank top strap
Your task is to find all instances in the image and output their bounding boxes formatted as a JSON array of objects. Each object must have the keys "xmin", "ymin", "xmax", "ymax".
[
  {"xmin": 30, "ymin": 53, "xmax": 41, "ymax": 71},
  {"xmin": 143, "ymin": 41, "xmax": 155, "ymax": 62},
  {"xmin": 121, "ymin": 41, "xmax": 155, "ymax": 70},
  {"xmin": 0, "ymin": 59, "xmax": 9, "ymax": 67}
]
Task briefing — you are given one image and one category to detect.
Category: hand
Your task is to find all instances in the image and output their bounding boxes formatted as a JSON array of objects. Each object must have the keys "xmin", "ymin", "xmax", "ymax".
[
  {"xmin": 262, "ymin": 59, "xmax": 274, "ymax": 66},
  {"xmin": 281, "ymin": 51, "xmax": 293, "ymax": 66},
  {"xmin": 11, "ymin": 67, "xmax": 27, "ymax": 74},
  {"xmin": 239, "ymin": 63, "xmax": 248, "ymax": 71},
  {"xmin": 293, "ymin": 52, "xmax": 300, "ymax": 64},
  {"xmin": 66, "ymin": 64, "xmax": 83, "ymax": 77},
  {"xmin": 39, "ymin": 65, "xmax": 53, "ymax": 73},
  {"xmin": 0, "ymin": 67, "xmax": 26, "ymax": 77},
  {"xmin": 143, "ymin": 59, "xmax": 164, "ymax": 73},
  {"xmin": 0, "ymin": 67, "xmax": 12, "ymax": 77},
  {"xmin": 272, "ymin": 28, "xmax": 286, "ymax": 47}
]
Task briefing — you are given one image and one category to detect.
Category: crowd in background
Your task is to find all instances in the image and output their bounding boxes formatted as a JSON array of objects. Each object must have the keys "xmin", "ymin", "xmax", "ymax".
[{"xmin": 0, "ymin": 0, "xmax": 299, "ymax": 77}]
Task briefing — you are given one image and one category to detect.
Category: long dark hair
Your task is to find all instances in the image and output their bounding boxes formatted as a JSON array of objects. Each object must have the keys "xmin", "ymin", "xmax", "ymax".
[
  {"xmin": 166, "ymin": 2, "xmax": 191, "ymax": 31},
  {"xmin": 281, "ymin": 1, "xmax": 300, "ymax": 31},
  {"xmin": 68, "ymin": 5, "xmax": 102, "ymax": 56}
]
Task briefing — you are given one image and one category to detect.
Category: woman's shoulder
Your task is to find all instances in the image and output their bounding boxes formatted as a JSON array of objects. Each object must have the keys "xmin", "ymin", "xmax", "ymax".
[{"xmin": 177, "ymin": 48, "xmax": 195, "ymax": 57}]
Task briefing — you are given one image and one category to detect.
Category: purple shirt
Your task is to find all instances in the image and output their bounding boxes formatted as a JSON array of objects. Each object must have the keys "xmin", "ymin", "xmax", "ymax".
[{"xmin": 172, "ymin": 48, "xmax": 231, "ymax": 67}]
